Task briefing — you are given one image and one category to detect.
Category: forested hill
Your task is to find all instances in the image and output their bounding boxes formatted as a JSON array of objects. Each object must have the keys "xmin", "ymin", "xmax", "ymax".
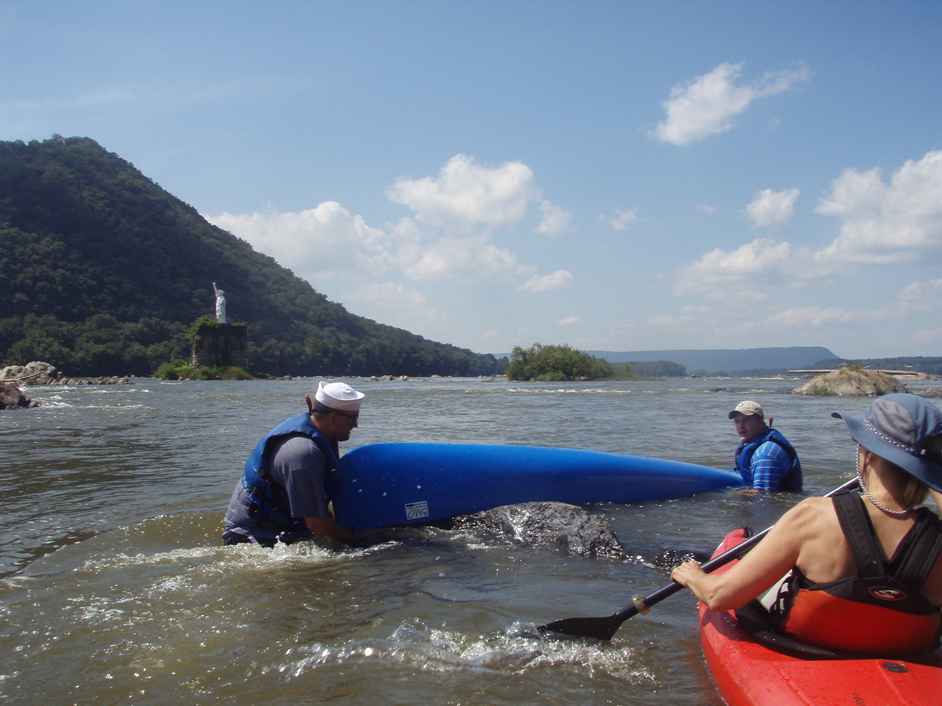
[{"xmin": 0, "ymin": 136, "xmax": 499, "ymax": 377}]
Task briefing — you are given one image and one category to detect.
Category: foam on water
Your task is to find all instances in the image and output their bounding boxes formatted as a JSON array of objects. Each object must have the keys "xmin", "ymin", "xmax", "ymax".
[
  {"xmin": 79, "ymin": 538, "xmax": 401, "ymax": 575},
  {"xmin": 507, "ymin": 387, "xmax": 634, "ymax": 395},
  {"xmin": 274, "ymin": 618, "xmax": 656, "ymax": 684}
]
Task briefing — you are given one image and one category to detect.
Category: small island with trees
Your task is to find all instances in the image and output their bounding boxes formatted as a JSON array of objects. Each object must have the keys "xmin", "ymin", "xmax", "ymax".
[
  {"xmin": 506, "ymin": 344, "xmax": 615, "ymax": 381},
  {"xmin": 155, "ymin": 316, "xmax": 253, "ymax": 380}
]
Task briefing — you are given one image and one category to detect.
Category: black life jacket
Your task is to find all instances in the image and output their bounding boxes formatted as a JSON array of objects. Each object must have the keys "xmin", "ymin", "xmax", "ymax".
[{"xmin": 741, "ymin": 492, "xmax": 942, "ymax": 658}]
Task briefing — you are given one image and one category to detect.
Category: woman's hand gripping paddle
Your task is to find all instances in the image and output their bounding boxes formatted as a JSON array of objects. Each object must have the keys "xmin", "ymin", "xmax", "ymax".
[{"xmin": 537, "ymin": 477, "xmax": 860, "ymax": 641}]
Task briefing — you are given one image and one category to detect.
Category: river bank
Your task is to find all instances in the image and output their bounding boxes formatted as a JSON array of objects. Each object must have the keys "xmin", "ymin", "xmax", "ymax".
[{"xmin": 0, "ymin": 361, "xmax": 131, "ymax": 387}]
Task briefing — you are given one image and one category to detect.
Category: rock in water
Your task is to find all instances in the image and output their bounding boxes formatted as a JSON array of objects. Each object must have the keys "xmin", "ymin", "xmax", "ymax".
[
  {"xmin": 0, "ymin": 381, "xmax": 36, "ymax": 409},
  {"xmin": 0, "ymin": 361, "xmax": 59, "ymax": 385},
  {"xmin": 792, "ymin": 368, "xmax": 907, "ymax": 397},
  {"xmin": 451, "ymin": 501, "xmax": 626, "ymax": 560}
]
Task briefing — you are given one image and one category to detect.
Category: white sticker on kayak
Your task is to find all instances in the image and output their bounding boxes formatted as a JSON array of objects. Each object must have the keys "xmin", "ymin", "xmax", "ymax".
[{"xmin": 405, "ymin": 501, "xmax": 430, "ymax": 520}]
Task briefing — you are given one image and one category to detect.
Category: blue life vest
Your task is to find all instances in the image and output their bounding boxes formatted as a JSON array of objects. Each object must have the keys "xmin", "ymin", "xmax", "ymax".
[
  {"xmin": 241, "ymin": 412, "xmax": 339, "ymax": 535},
  {"xmin": 734, "ymin": 427, "xmax": 803, "ymax": 491}
]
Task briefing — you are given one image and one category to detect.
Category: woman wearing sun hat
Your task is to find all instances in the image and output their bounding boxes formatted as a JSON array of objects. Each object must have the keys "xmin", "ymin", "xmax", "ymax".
[{"xmin": 673, "ymin": 393, "xmax": 942, "ymax": 657}]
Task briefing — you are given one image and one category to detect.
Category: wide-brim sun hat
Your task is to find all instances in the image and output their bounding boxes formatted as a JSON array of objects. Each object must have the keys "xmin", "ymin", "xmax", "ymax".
[{"xmin": 832, "ymin": 393, "xmax": 942, "ymax": 492}]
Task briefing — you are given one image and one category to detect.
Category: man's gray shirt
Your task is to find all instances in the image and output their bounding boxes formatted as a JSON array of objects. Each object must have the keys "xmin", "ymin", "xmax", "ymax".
[{"xmin": 223, "ymin": 435, "xmax": 330, "ymax": 543}]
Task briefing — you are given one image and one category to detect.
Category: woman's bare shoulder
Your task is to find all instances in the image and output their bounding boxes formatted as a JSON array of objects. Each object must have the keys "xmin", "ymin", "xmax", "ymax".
[
  {"xmin": 778, "ymin": 496, "xmax": 839, "ymax": 536},
  {"xmin": 782, "ymin": 496, "xmax": 834, "ymax": 520}
]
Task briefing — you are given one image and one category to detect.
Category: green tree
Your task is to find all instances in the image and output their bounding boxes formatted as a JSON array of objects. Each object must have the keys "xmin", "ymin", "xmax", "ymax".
[{"xmin": 506, "ymin": 343, "xmax": 613, "ymax": 381}]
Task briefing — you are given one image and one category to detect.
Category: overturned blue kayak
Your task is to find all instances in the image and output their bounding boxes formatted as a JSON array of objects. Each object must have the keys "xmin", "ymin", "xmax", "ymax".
[{"xmin": 328, "ymin": 443, "xmax": 741, "ymax": 529}]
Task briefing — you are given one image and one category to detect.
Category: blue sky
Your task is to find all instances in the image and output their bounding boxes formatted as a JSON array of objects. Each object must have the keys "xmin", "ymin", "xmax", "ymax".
[{"xmin": 3, "ymin": 1, "xmax": 942, "ymax": 358}]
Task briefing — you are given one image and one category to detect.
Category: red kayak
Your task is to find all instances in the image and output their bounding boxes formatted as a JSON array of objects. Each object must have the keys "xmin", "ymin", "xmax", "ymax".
[{"xmin": 699, "ymin": 528, "xmax": 942, "ymax": 706}]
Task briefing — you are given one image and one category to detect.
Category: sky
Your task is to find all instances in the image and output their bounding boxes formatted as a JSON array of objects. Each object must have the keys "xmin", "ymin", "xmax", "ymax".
[{"xmin": 3, "ymin": 1, "xmax": 942, "ymax": 359}]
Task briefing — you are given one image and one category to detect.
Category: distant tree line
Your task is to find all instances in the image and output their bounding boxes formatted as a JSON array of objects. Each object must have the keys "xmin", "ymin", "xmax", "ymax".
[
  {"xmin": 624, "ymin": 360, "xmax": 686, "ymax": 378},
  {"xmin": 813, "ymin": 357, "xmax": 942, "ymax": 375},
  {"xmin": 506, "ymin": 344, "xmax": 613, "ymax": 381}
]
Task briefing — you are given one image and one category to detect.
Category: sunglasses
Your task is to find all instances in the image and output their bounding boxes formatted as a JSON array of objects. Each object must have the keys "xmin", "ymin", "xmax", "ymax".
[{"xmin": 332, "ymin": 409, "xmax": 359, "ymax": 423}]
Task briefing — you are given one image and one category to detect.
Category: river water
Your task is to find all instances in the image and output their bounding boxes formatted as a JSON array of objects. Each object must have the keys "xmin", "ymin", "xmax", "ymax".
[{"xmin": 1, "ymin": 375, "xmax": 935, "ymax": 705}]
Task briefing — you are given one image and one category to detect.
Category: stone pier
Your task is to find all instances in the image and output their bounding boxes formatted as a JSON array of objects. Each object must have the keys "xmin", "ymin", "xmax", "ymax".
[{"xmin": 191, "ymin": 323, "xmax": 248, "ymax": 369}]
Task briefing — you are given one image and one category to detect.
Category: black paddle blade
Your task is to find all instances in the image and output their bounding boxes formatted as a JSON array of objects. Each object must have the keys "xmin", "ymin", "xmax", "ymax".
[{"xmin": 537, "ymin": 612, "xmax": 626, "ymax": 641}]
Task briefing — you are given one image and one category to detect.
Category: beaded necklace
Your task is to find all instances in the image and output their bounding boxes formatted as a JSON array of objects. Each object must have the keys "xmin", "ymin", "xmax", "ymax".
[{"xmin": 856, "ymin": 446, "xmax": 912, "ymax": 518}]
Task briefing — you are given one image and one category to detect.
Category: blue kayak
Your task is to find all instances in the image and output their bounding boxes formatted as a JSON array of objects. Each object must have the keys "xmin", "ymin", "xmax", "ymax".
[{"xmin": 328, "ymin": 442, "xmax": 741, "ymax": 529}]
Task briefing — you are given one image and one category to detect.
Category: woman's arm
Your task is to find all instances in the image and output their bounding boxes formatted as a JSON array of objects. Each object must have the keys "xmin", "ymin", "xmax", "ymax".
[{"xmin": 671, "ymin": 499, "xmax": 817, "ymax": 610}]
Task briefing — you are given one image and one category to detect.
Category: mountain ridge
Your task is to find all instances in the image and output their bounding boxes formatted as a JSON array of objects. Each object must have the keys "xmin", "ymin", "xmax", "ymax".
[
  {"xmin": 0, "ymin": 136, "xmax": 499, "ymax": 377},
  {"xmin": 585, "ymin": 346, "xmax": 837, "ymax": 374}
]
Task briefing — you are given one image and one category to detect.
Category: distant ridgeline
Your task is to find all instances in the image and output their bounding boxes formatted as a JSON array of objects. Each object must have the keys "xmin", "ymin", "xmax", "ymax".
[
  {"xmin": 585, "ymin": 347, "xmax": 838, "ymax": 376},
  {"xmin": 810, "ymin": 357, "xmax": 942, "ymax": 375},
  {"xmin": 623, "ymin": 361, "xmax": 686, "ymax": 377},
  {"xmin": 0, "ymin": 136, "xmax": 500, "ymax": 377}
]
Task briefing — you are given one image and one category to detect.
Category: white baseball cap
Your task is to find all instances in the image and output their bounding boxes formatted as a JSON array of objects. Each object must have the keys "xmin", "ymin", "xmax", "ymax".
[{"xmin": 728, "ymin": 400, "xmax": 764, "ymax": 419}]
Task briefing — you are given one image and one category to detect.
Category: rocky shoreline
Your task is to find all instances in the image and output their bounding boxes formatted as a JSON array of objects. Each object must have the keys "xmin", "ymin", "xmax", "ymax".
[
  {"xmin": 0, "ymin": 361, "xmax": 132, "ymax": 409},
  {"xmin": 0, "ymin": 361, "xmax": 131, "ymax": 386}
]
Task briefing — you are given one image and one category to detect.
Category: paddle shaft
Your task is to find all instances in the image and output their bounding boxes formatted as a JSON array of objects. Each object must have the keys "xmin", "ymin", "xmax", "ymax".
[{"xmin": 615, "ymin": 476, "xmax": 861, "ymax": 621}]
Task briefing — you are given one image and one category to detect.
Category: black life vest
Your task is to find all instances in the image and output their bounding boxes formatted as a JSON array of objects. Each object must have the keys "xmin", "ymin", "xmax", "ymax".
[{"xmin": 757, "ymin": 492, "xmax": 942, "ymax": 657}]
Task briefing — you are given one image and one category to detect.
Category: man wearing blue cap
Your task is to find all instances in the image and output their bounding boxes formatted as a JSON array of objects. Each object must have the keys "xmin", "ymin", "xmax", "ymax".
[
  {"xmin": 729, "ymin": 400, "xmax": 802, "ymax": 492},
  {"xmin": 222, "ymin": 380, "xmax": 365, "ymax": 546}
]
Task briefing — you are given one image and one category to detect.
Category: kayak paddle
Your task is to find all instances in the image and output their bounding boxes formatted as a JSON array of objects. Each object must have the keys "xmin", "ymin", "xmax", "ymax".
[{"xmin": 538, "ymin": 476, "xmax": 860, "ymax": 640}]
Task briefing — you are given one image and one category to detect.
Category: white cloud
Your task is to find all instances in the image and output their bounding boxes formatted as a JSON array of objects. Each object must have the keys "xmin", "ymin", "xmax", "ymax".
[
  {"xmin": 674, "ymin": 237, "xmax": 793, "ymax": 295},
  {"xmin": 381, "ymin": 154, "xmax": 573, "ymax": 279},
  {"xmin": 536, "ymin": 200, "xmax": 571, "ymax": 235},
  {"xmin": 558, "ymin": 315, "xmax": 580, "ymax": 326},
  {"xmin": 352, "ymin": 281, "xmax": 430, "ymax": 309},
  {"xmin": 210, "ymin": 154, "xmax": 553, "ymax": 291},
  {"xmin": 815, "ymin": 151, "xmax": 942, "ymax": 264},
  {"xmin": 399, "ymin": 234, "xmax": 522, "ymax": 281},
  {"xmin": 207, "ymin": 201, "xmax": 391, "ymax": 281},
  {"xmin": 605, "ymin": 208, "xmax": 638, "ymax": 231},
  {"xmin": 898, "ymin": 278, "xmax": 942, "ymax": 311},
  {"xmin": 386, "ymin": 154, "xmax": 536, "ymax": 228},
  {"xmin": 520, "ymin": 270, "xmax": 573, "ymax": 293},
  {"xmin": 771, "ymin": 306, "xmax": 871, "ymax": 328},
  {"xmin": 344, "ymin": 282, "xmax": 441, "ymax": 332},
  {"xmin": 697, "ymin": 204, "xmax": 718, "ymax": 215},
  {"xmin": 746, "ymin": 188, "xmax": 799, "ymax": 227},
  {"xmin": 653, "ymin": 62, "xmax": 810, "ymax": 146}
]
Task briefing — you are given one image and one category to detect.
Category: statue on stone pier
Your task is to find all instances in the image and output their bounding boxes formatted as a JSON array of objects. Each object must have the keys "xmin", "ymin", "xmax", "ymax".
[{"xmin": 213, "ymin": 281, "xmax": 227, "ymax": 324}]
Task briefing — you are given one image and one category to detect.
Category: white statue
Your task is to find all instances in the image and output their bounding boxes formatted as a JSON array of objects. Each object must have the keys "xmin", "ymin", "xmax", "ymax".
[{"xmin": 213, "ymin": 281, "xmax": 227, "ymax": 323}]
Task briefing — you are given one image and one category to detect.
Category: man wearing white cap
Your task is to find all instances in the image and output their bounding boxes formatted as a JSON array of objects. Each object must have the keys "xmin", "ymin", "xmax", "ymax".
[
  {"xmin": 729, "ymin": 400, "xmax": 802, "ymax": 492},
  {"xmin": 222, "ymin": 380, "xmax": 365, "ymax": 546}
]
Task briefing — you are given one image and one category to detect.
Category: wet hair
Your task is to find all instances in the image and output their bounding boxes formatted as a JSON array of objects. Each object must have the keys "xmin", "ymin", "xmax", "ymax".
[
  {"xmin": 875, "ymin": 435, "xmax": 942, "ymax": 508},
  {"xmin": 900, "ymin": 473, "xmax": 930, "ymax": 509},
  {"xmin": 305, "ymin": 394, "xmax": 332, "ymax": 420},
  {"xmin": 903, "ymin": 435, "xmax": 942, "ymax": 507},
  {"xmin": 311, "ymin": 401, "xmax": 334, "ymax": 419}
]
